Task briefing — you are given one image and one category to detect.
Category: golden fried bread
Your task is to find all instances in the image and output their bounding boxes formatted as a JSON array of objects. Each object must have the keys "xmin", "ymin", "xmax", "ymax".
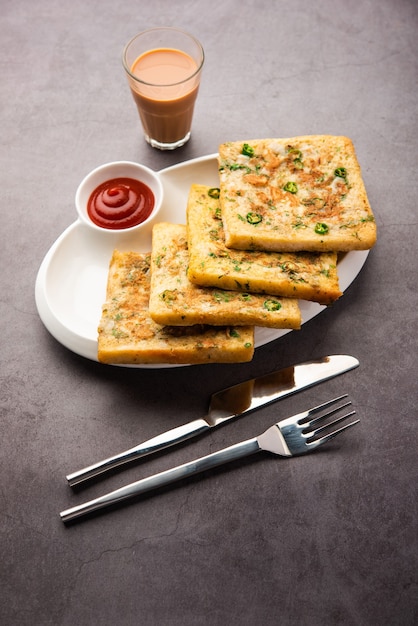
[
  {"xmin": 218, "ymin": 135, "xmax": 376, "ymax": 252},
  {"xmin": 186, "ymin": 184, "xmax": 342, "ymax": 305},
  {"xmin": 149, "ymin": 222, "xmax": 301, "ymax": 329},
  {"xmin": 97, "ymin": 250, "xmax": 254, "ymax": 364}
]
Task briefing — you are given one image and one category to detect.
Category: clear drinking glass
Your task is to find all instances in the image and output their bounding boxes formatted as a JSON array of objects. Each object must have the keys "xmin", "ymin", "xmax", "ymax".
[{"xmin": 123, "ymin": 27, "xmax": 204, "ymax": 150}]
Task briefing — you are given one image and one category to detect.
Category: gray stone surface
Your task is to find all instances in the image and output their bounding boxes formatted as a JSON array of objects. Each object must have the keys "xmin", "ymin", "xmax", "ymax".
[{"xmin": 1, "ymin": 1, "xmax": 417, "ymax": 624}]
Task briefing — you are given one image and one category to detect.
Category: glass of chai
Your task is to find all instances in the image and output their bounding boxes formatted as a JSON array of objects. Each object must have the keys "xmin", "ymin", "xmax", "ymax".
[{"xmin": 123, "ymin": 27, "xmax": 204, "ymax": 150}]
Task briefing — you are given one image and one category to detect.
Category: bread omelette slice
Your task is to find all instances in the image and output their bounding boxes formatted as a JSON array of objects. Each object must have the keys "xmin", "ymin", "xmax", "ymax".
[
  {"xmin": 149, "ymin": 222, "xmax": 301, "ymax": 329},
  {"xmin": 218, "ymin": 135, "xmax": 376, "ymax": 252},
  {"xmin": 186, "ymin": 184, "xmax": 342, "ymax": 305},
  {"xmin": 97, "ymin": 250, "xmax": 254, "ymax": 364}
]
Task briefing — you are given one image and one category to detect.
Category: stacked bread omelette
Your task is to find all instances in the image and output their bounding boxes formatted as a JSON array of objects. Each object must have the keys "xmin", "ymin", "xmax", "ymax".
[{"xmin": 97, "ymin": 136, "xmax": 376, "ymax": 365}]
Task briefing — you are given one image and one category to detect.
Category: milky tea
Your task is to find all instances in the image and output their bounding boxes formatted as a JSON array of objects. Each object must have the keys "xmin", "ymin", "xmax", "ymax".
[{"xmin": 123, "ymin": 28, "xmax": 204, "ymax": 150}]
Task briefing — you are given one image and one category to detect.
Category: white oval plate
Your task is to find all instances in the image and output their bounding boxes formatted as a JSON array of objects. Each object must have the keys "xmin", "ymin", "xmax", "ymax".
[{"xmin": 35, "ymin": 154, "xmax": 369, "ymax": 368}]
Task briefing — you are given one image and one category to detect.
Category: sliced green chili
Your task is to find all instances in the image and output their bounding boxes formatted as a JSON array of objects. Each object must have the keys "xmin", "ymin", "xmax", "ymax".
[
  {"xmin": 334, "ymin": 167, "xmax": 347, "ymax": 179},
  {"xmin": 283, "ymin": 181, "xmax": 298, "ymax": 194},
  {"xmin": 314, "ymin": 222, "xmax": 329, "ymax": 235},
  {"xmin": 242, "ymin": 143, "xmax": 255, "ymax": 157},
  {"xmin": 246, "ymin": 212, "xmax": 263, "ymax": 224},
  {"xmin": 263, "ymin": 299, "xmax": 282, "ymax": 312},
  {"xmin": 208, "ymin": 187, "xmax": 220, "ymax": 199}
]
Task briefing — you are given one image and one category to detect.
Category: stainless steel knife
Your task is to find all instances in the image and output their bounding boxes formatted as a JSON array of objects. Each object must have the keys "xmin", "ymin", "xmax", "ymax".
[{"xmin": 66, "ymin": 354, "xmax": 358, "ymax": 487}]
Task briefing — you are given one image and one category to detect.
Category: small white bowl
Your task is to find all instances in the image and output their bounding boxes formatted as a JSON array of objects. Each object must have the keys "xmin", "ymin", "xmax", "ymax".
[{"xmin": 75, "ymin": 161, "xmax": 163, "ymax": 233}]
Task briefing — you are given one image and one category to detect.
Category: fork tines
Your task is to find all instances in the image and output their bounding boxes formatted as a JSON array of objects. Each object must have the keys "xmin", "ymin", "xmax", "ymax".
[{"xmin": 301, "ymin": 395, "xmax": 359, "ymax": 447}]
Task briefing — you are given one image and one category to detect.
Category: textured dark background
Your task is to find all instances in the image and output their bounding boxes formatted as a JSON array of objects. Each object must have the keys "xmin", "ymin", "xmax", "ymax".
[{"xmin": 1, "ymin": 1, "xmax": 417, "ymax": 624}]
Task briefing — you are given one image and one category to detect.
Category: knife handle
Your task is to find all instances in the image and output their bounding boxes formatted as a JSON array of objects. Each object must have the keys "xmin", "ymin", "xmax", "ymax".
[
  {"xmin": 66, "ymin": 418, "xmax": 210, "ymax": 487},
  {"xmin": 61, "ymin": 438, "xmax": 260, "ymax": 523}
]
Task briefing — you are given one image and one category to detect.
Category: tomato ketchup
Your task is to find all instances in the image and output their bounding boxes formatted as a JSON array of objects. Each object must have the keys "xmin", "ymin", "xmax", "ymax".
[{"xmin": 87, "ymin": 177, "xmax": 154, "ymax": 229}]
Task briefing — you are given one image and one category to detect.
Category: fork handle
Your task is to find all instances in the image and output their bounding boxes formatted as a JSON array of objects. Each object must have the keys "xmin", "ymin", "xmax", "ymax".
[{"xmin": 60, "ymin": 438, "xmax": 260, "ymax": 523}]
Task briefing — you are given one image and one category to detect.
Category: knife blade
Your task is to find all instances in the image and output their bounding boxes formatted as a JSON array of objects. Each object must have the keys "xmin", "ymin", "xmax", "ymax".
[{"xmin": 66, "ymin": 354, "xmax": 358, "ymax": 487}]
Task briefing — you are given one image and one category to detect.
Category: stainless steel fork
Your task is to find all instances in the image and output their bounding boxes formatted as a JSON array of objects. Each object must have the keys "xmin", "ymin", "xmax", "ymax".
[{"xmin": 60, "ymin": 395, "xmax": 358, "ymax": 523}]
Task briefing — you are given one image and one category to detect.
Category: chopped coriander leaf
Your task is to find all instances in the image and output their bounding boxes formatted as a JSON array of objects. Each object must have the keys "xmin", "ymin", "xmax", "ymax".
[
  {"xmin": 288, "ymin": 148, "xmax": 304, "ymax": 168},
  {"xmin": 287, "ymin": 147, "xmax": 302, "ymax": 158},
  {"xmin": 112, "ymin": 328, "xmax": 129, "ymax": 339},
  {"xmin": 302, "ymin": 197, "xmax": 327, "ymax": 209},
  {"xmin": 292, "ymin": 219, "xmax": 306, "ymax": 229},
  {"xmin": 229, "ymin": 163, "xmax": 251, "ymax": 172},
  {"xmin": 160, "ymin": 289, "xmax": 178, "ymax": 304},
  {"xmin": 213, "ymin": 291, "xmax": 232, "ymax": 302}
]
